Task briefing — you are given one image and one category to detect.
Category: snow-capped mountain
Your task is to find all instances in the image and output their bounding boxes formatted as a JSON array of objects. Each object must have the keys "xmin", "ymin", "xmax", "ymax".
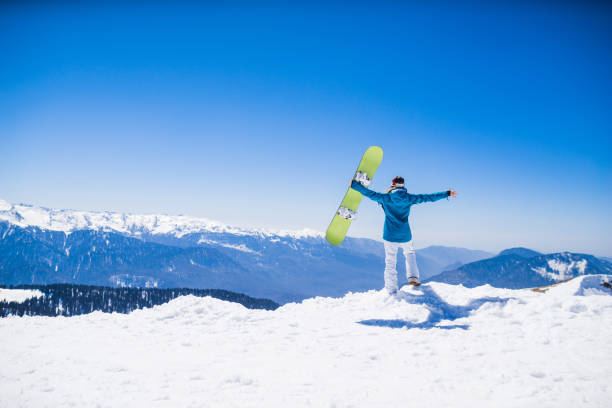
[
  {"xmin": 427, "ymin": 250, "xmax": 612, "ymax": 288},
  {"xmin": 2, "ymin": 276, "xmax": 611, "ymax": 407},
  {"xmin": 0, "ymin": 199, "xmax": 320, "ymax": 239},
  {"xmin": 0, "ymin": 199, "xmax": 490, "ymax": 303}
]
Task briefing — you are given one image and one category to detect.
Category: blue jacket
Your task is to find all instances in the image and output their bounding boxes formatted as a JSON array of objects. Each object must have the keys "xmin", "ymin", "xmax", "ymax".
[{"xmin": 351, "ymin": 180, "xmax": 449, "ymax": 243}]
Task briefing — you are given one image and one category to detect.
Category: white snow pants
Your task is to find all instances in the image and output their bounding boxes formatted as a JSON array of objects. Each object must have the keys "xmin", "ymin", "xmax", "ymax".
[{"xmin": 383, "ymin": 240, "xmax": 419, "ymax": 293}]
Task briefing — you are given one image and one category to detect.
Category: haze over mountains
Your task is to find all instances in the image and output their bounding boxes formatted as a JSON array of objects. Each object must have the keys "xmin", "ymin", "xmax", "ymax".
[{"xmin": 1, "ymin": 200, "xmax": 610, "ymax": 303}]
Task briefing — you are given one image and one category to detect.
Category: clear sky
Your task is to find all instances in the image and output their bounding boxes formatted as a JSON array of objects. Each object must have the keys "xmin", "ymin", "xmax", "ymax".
[{"xmin": 1, "ymin": 2, "xmax": 611, "ymax": 255}]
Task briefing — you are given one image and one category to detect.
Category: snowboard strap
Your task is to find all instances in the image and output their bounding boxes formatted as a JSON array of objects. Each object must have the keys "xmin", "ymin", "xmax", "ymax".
[{"xmin": 337, "ymin": 206, "xmax": 357, "ymax": 220}]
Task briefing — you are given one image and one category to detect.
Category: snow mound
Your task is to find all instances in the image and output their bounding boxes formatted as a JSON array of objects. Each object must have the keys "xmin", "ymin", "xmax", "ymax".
[
  {"xmin": 0, "ymin": 289, "xmax": 44, "ymax": 303},
  {"xmin": 131, "ymin": 295, "xmax": 258, "ymax": 323},
  {"xmin": 0, "ymin": 199, "xmax": 323, "ymax": 239},
  {"xmin": 2, "ymin": 278, "xmax": 611, "ymax": 407},
  {"xmin": 545, "ymin": 274, "xmax": 612, "ymax": 297}
]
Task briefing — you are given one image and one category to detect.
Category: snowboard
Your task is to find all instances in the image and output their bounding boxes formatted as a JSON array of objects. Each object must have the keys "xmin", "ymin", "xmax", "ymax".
[{"xmin": 326, "ymin": 146, "xmax": 383, "ymax": 246}]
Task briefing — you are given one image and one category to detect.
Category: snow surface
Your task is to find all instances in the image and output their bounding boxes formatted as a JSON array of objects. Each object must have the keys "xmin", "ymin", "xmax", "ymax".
[
  {"xmin": 1, "ymin": 276, "xmax": 611, "ymax": 407},
  {"xmin": 0, "ymin": 199, "xmax": 11, "ymax": 211},
  {"xmin": 0, "ymin": 199, "xmax": 322, "ymax": 239},
  {"xmin": 532, "ymin": 258, "xmax": 590, "ymax": 282},
  {"xmin": 0, "ymin": 289, "xmax": 44, "ymax": 303},
  {"xmin": 197, "ymin": 238, "xmax": 261, "ymax": 255}
]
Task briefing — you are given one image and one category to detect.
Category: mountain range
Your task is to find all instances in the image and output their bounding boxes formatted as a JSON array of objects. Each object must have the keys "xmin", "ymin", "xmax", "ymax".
[
  {"xmin": 1, "ymin": 200, "xmax": 610, "ymax": 302},
  {"xmin": 0, "ymin": 200, "xmax": 490, "ymax": 303},
  {"xmin": 427, "ymin": 247, "xmax": 612, "ymax": 288}
]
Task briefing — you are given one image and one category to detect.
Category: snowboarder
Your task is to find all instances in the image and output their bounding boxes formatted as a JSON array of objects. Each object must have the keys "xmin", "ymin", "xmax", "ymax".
[{"xmin": 350, "ymin": 176, "xmax": 457, "ymax": 294}]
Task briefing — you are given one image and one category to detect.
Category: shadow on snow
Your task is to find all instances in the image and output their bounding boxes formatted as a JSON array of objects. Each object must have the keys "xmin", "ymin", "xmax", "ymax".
[{"xmin": 358, "ymin": 285, "xmax": 512, "ymax": 330}]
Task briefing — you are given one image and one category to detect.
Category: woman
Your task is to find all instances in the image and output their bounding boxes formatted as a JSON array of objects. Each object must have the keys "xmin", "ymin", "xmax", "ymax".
[{"xmin": 350, "ymin": 176, "xmax": 457, "ymax": 294}]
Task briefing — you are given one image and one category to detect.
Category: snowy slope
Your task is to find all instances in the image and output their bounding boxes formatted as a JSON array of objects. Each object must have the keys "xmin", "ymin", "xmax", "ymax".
[{"xmin": 1, "ymin": 275, "xmax": 611, "ymax": 407}]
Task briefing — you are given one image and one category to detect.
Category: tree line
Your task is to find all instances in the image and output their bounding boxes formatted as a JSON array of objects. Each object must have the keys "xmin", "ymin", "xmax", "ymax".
[{"xmin": 0, "ymin": 284, "xmax": 279, "ymax": 317}]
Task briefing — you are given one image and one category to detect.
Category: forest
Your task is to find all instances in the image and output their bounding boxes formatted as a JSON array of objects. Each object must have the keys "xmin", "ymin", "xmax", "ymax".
[{"xmin": 0, "ymin": 284, "xmax": 279, "ymax": 317}]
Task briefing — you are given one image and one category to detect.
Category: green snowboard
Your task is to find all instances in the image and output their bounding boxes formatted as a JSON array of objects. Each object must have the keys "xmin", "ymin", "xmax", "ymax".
[{"xmin": 326, "ymin": 146, "xmax": 383, "ymax": 246}]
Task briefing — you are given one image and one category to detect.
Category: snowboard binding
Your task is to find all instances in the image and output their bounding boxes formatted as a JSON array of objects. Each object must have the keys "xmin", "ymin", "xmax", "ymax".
[
  {"xmin": 337, "ymin": 206, "xmax": 357, "ymax": 220},
  {"xmin": 354, "ymin": 171, "xmax": 371, "ymax": 187}
]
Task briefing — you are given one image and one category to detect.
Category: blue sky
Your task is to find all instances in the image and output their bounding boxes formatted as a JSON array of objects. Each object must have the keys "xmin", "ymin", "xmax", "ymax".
[{"xmin": 1, "ymin": 2, "xmax": 611, "ymax": 255}]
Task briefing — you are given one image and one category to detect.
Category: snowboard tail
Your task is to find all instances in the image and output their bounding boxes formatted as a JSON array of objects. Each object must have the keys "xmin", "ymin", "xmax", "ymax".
[{"xmin": 326, "ymin": 146, "xmax": 383, "ymax": 246}]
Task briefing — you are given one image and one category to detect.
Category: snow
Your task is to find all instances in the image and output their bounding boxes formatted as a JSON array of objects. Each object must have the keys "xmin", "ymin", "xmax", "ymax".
[
  {"xmin": 197, "ymin": 238, "xmax": 260, "ymax": 254},
  {"xmin": 220, "ymin": 244, "xmax": 259, "ymax": 254},
  {"xmin": 0, "ymin": 289, "xmax": 44, "ymax": 303},
  {"xmin": 1, "ymin": 276, "xmax": 611, "ymax": 407},
  {"xmin": 0, "ymin": 199, "xmax": 323, "ymax": 240},
  {"xmin": 532, "ymin": 258, "xmax": 589, "ymax": 281},
  {"xmin": 547, "ymin": 258, "xmax": 588, "ymax": 279},
  {"xmin": 0, "ymin": 199, "xmax": 11, "ymax": 211}
]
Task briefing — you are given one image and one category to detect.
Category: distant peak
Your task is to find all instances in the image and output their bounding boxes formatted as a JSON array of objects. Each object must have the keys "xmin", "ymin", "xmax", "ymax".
[{"xmin": 498, "ymin": 247, "xmax": 542, "ymax": 258}]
